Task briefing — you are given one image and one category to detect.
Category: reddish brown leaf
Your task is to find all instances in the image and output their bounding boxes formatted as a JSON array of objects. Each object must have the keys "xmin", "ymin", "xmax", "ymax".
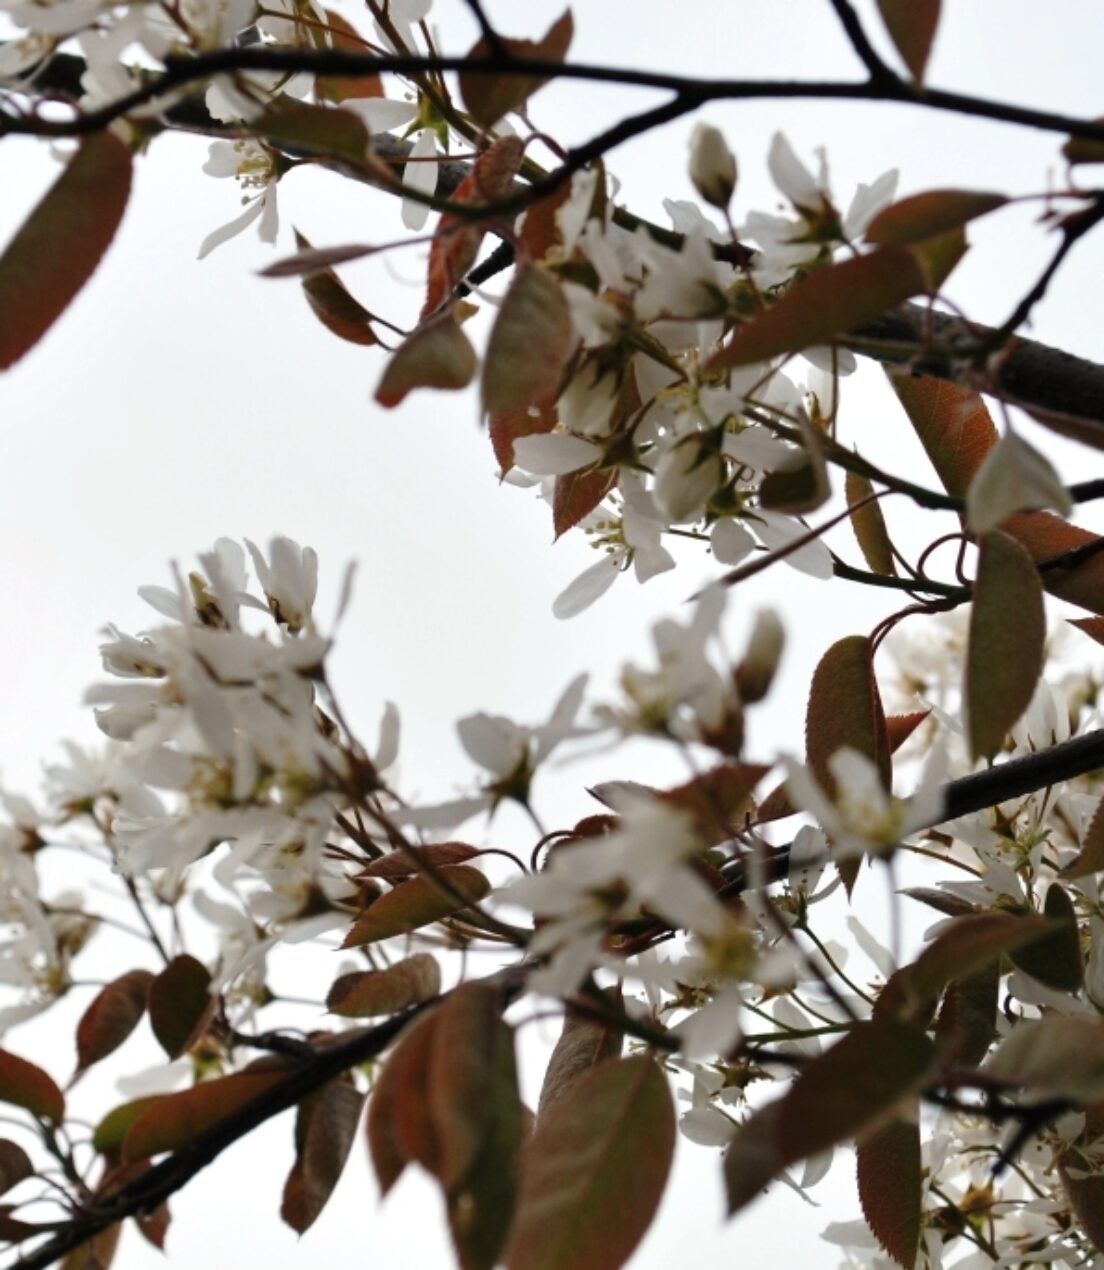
[
  {"xmin": 292, "ymin": 229, "xmax": 379, "ymax": 346},
  {"xmin": 538, "ymin": 1002, "xmax": 623, "ymax": 1119},
  {"xmin": 422, "ymin": 136, "xmax": 524, "ymax": 319},
  {"xmin": 315, "ymin": 10, "xmax": 383, "ymax": 103},
  {"xmin": 1070, "ymin": 615, "xmax": 1104, "ymax": 647},
  {"xmin": 1063, "ymin": 793, "xmax": 1104, "ymax": 879},
  {"xmin": 255, "ymin": 100, "xmax": 370, "ymax": 166},
  {"xmin": 1001, "ymin": 510, "xmax": 1104, "ymax": 617},
  {"xmin": 122, "ymin": 1068, "xmax": 286, "ymax": 1160},
  {"xmin": 889, "ymin": 373, "xmax": 997, "ymax": 498},
  {"xmin": 482, "ymin": 263, "xmax": 574, "ymax": 417},
  {"xmin": 366, "ymin": 1009, "xmax": 442, "ymax": 1195},
  {"xmin": 489, "ymin": 398, "xmax": 558, "ymax": 472},
  {"xmin": 0, "ymin": 1049, "xmax": 65, "ymax": 1124},
  {"xmin": 518, "ymin": 182, "xmax": 575, "ymax": 262},
  {"xmin": 706, "ymin": 248, "xmax": 927, "ymax": 373},
  {"xmin": 659, "ymin": 763, "xmax": 771, "ymax": 845},
  {"xmin": 92, "ymin": 1097, "xmax": 162, "ymax": 1155},
  {"xmin": 0, "ymin": 132, "xmax": 132, "ymax": 371},
  {"xmin": 281, "ymin": 1080, "xmax": 364, "ymax": 1234},
  {"xmin": 148, "ymin": 954, "xmax": 213, "ymax": 1060},
  {"xmin": 342, "ymin": 866, "xmax": 490, "ymax": 946},
  {"xmin": 0, "ymin": 1140, "xmax": 33, "ymax": 1196},
  {"xmin": 327, "ymin": 953, "xmax": 441, "ymax": 1018},
  {"xmin": 857, "ymin": 1114, "xmax": 922, "ymax": 1268},
  {"xmin": 934, "ymin": 962, "xmax": 999, "ymax": 1066},
  {"xmin": 74, "ymin": 969, "xmax": 153, "ymax": 1079},
  {"xmin": 361, "ymin": 843, "xmax": 481, "ymax": 881},
  {"xmin": 866, "ymin": 189, "xmax": 1005, "ymax": 246},
  {"xmin": 845, "ymin": 470, "xmax": 897, "ymax": 575},
  {"xmin": 59, "ymin": 1221, "xmax": 121, "ymax": 1268},
  {"xmin": 885, "ymin": 710, "xmax": 929, "ymax": 752},
  {"xmin": 458, "ymin": 11, "xmax": 574, "ymax": 128},
  {"xmin": 806, "ymin": 635, "xmax": 891, "ymax": 797},
  {"xmin": 965, "ymin": 531, "xmax": 1045, "ymax": 759},
  {"xmin": 374, "ymin": 316, "xmax": 477, "ymax": 408},
  {"xmin": 875, "ymin": 0, "xmax": 941, "ymax": 81},
  {"xmin": 1008, "ymin": 883, "xmax": 1083, "ymax": 992},
  {"xmin": 552, "ymin": 467, "xmax": 617, "ymax": 537},
  {"xmin": 504, "ymin": 1056, "xmax": 674, "ymax": 1270}
]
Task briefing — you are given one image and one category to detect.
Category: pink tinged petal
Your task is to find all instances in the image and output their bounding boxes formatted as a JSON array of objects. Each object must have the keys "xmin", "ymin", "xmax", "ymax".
[
  {"xmin": 552, "ymin": 557, "xmax": 620, "ymax": 619},
  {"xmin": 512, "ymin": 433, "xmax": 601, "ymax": 476},
  {"xmin": 401, "ymin": 129, "xmax": 438, "ymax": 231},
  {"xmin": 711, "ymin": 518, "xmax": 755, "ymax": 566}
]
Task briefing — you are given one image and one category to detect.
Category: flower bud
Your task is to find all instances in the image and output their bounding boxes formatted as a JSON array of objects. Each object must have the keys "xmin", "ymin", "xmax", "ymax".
[{"xmin": 688, "ymin": 123, "xmax": 737, "ymax": 210}]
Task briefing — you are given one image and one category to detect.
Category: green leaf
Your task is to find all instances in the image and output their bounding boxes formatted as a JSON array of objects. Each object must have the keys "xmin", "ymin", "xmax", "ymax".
[
  {"xmin": 374, "ymin": 317, "xmax": 477, "ymax": 408},
  {"xmin": 281, "ymin": 1080, "xmax": 364, "ymax": 1234},
  {"xmin": 148, "ymin": 954, "xmax": 213, "ymax": 1060},
  {"xmin": 1008, "ymin": 883, "xmax": 1083, "ymax": 992},
  {"xmin": 965, "ymin": 531, "xmax": 1045, "ymax": 759},
  {"xmin": 857, "ymin": 1114, "xmax": 922, "ymax": 1269},
  {"xmin": 74, "ymin": 969, "xmax": 154, "ymax": 1079},
  {"xmin": 459, "ymin": 11, "xmax": 574, "ymax": 128},
  {"xmin": 875, "ymin": 0, "xmax": 941, "ymax": 81},
  {"xmin": 92, "ymin": 1097, "xmax": 162, "ymax": 1155},
  {"xmin": 505, "ymin": 1056, "xmax": 674, "ymax": 1270},
  {"xmin": 0, "ymin": 1050, "xmax": 65, "ymax": 1124},
  {"xmin": 341, "ymin": 866, "xmax": 490, "ymax": 946},
  {"xmin": 292, "ymin": 229, "xmax": 380, "ymax": 346},
  {"xmin": 845, "ymin": 470, "xmax": 896, "ymax": 575},
  {"xmin": 725, "ymin": 1019, "xmax": 934, "ymax": 1216},
  {"xmin": 482, "ymin": 263, "xmax": 574, "ymax": 417},
  {"xmin": 122, "ymin": 1069, "xmax": 286, "ymax": 1160},
  {"xmin": 866, "ymin": 189, "xmax": 1006, "ymax": 245},
  {"xmin": 327, "ymin": 953, "xmax": 441, "ymax": 1018},
  {"xmin": 0, "ymin": 1140, "xmax": 33, "ymax": 1197},
  {"xmin": 706, "ymin": 248, "xmax": 927, "ymax": 373},
  {"xmin": 0, "ymin": 132, "xmax": 132, "ymax": 371}
]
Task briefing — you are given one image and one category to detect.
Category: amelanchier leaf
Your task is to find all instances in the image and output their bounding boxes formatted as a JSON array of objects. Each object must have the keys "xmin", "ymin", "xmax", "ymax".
[
  {"xmin": 327, "ymin": 953, "xmax": 441, "ymax": 1018},
  {"xmin": 933, "ymin": 962, "xmax": 1000, "ymax": 1067},
  {"xmin": 706, "ymin": 247, "xmax": 928, "ymax": 373},
  {"xmin": 875, "ymin": 0, "xmax": 941, "ymax": 82},
  {"xmin": 147, "ymin": 954, "xmax": 213, "ymax": 1060},
  {"xmin": 986, "ymin": 1017, "xmax": 1104, "ymax": 1100},
  {"xmin": 504, "ymin": 1055, "xmax": 675, "ymax": 1270},
  {"xmin": 374, "ymin": 317, "xmax": 477, "ymax": 408},
  {"xmin": 0, "ymin": 1050, "xmax": 65, "ymax": 1124},
  {"xmin": 1008, "ymin": 882, "xmax": 1083, "ymax": 992},
  {"xmin": 725, "ymin": 1018, "xmax": 934, "ymax": 1215},
  {"xmin": 341, "ymin": 865, "xmax": 490, "ymax": 946},
  {"xmin": 965, "ymin": 531, "xmax": 1045, "ymax": 759},
  {"xmin": 537, "ymin": 1001, "xmax": 623, "ymax": 1118},
  {"xmin": 422, "ymin": 136, "xmax": 525, "ymax": 319},
  {"xmin": 366, "ymin": 1009, "xmax": 442, "ymax": 1195},
  {"xmin": 1059, "ymin": 1104, "xmax": 1104, "ymax": 1256},
  {"xmin": 1062, "ymin": 792, "xmax": 1104, "ymax": 879},
  {"xmin": 806, "ymin": 634, "xmax": 891, "ymax": 796},
  {"xmin": 314, "ymin": 10, "xmax": 383, "ymax": 103},
  {"xmin": 0, "ymin": 132, "xmax": 133, "ymax": 371},
  {"xmin": 0, "ymin": 1141, "xmax": 33, "ymax": 1197},
  {"xmin": 361, "ymin": 843, "xmax": 481, "ymax": 881},
  {"xmin": 552, "ymin": 467, "xmax": 618, "ymax": 538},
  {"xmin": 845, "ymin": 469, "xmax": 897, "ymax": 576},
  {"xmin": 73, "ymin": 969, "xmax": 154, "ymax": 1079},
  {"xmin": 866, "ymin": 189, "xmax": 1006, "ymax": 246},
  {"xmin": 489, "ymin": 398, "xmax": 558, "ymax": 472},
  {"xmin": 459, "ymin": 10, "xmax": 574, "ymax": 128},
  {"xmin": 856, "ymin": 1112, "xmax": 922, "ymax": 1269},
  {"xmin": 254, "ymin": 100, "xmax": 370, "ymax": 167},
  {"xmin": 292, "ymin": 229, "xmax": 380, "ymax": 346},
  {"xmin": 482, "ymin": 263, "xmax": 574, "ymax": 417},
  {"xmin": 281, "ymin": 1079, "xmax": 365, "ymax": 1234}
]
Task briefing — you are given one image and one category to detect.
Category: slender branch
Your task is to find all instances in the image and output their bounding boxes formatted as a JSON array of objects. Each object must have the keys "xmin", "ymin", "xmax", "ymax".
[
  {"xmin": 831, "ymin": 557, "xmax": 969, "ymax": 600},
  {"xmin": 825, "ymin": 0, "xmax": 897, "ymax": 83}
]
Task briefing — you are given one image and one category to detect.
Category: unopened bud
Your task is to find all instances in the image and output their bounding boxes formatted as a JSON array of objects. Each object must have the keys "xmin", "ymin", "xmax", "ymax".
[
  {"xmin": 689, "ymin": 123, "xmax": 737, "ymax": 210},
  {"xmin": 736, "ymin": 609, "xmax": 785, "ymax": 704}
]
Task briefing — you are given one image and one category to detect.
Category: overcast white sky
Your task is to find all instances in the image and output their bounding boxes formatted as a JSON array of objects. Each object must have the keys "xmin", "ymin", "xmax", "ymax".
[{"xmin": 3, "ymin": 2, "xmax": 1104, "ymax": 1266}]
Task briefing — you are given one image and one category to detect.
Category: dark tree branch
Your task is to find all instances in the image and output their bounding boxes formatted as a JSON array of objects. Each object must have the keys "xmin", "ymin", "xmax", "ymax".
[{"xmin": 825, "ymin": 0, "xmax": 898, "ymax": 83}]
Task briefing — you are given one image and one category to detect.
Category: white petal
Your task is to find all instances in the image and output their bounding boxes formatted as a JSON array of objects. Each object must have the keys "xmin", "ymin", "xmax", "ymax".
[
  {"xmin": 711, "ymin": 518, "xmax": 755, "ymax": 565},
  {"xmin": 197, "ymin": 197, "xmax": 265, "ymax": 260},
  {"xmin": 512, "ymin": 433, "xmax": 600, "ymax": 476},
  {"xmin": 401, "ymin": 130, "xmax": 438, "ymax": 231},
  {"xmin": 552, "ymin": 558, "xmax": 620, "ymax": 619}
]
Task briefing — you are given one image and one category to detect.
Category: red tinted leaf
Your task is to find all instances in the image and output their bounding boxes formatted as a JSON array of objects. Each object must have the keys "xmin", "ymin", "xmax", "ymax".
[
  {"xmin": 875, "ymin": 0, "xmax": 941, "ymax": 81},
  {"xmin": 518, "ymin": 182, "xmax": 575, "ymax": 262},
  {"xmin": 0, "ymin": 1140, "xmax": 32, "ymax": 1196},
  {"xmin": 315, "ymin": 10, "xmax": 383, "ymax": 103},
  {"xmin": 422, "ymin": 136, "xmax": 524, "ymax": 318},
  {"xmin": 1070, "ymin": 616, "xmax": 1104, "ymax": 647},
  {"xmin": 889, "ymin": 373, "xmax": 998, "ymax": 498},
  {"xmin": 74, "ymin": 969, "xmax": 153, "ymax": 1079},
  {"xmin": 1001, "ymin": 510, "xmax": 1104, "ymax": 617},
  {"xmin": 0, "ymin": 132, "xmax": 132, "ymax": 371},
  {"xmin": 281, "ymin": 1080, "xmax": 364, "ymax": 1233},
  {"xmin": 489, "ymin": 397, "xmax": 558, "ymax": 472},
  {"xmin": 552, "ymin": 467, "xmax": 617, "ymax": 537},
  {"xmin": 866, "ymin": 189, "xmax": 1005, "ymax": 246},
  {"xmin": 255, "ymin": 100, "xmax": 370, "ymax": 166},
  {"xmin": 707, "ymin": 248, "xmax": 927, "ymax": 372},
  {"xmin": 538, "ymin": 1003, "xmax": 623, "ymax": 1119},
  {"xmin": 459, "ymin": 12, "xmax": 574, "ymax": 128},
  {"xmin": 857, "ymin": 1114, "xmax": 922, "ymax": 1268},
  {"xmin": 885, "ymin": 710, "xmax": 929, "ymax": 752},
  {"xmin": 327, "ymin": 953, "xmax": 441, "ymax": 1017},
  {"xmin": 845, "ymin": 470, "xmax": 897, "ymax": 575},
  {"xmin": 505, "ymin": 1056, "xmax": 674, "ymax": 1270},
  {"xmin": 659, "ymin": 763, "xmax": 770, "ymax": 844},
  {"xmin": 1063, "ymin": 793, "xmax": 1104, "ymax": 879},
  {"xmin": 725, "ymin": 1018, "xmax": 934, "ymax": 1215},
  {"xmin": 965, "ymin": 531, "xmax": 1045, "ymax": 759},
  {"xmin": 292, "ymin": 229, "xmax": 379, "ymax": 345},
  {"xmin": 0, "ymin": 1050, "xmax": 64, "ymax": 1124},
  {"xmin": 1008, "ymin": 883, "xmax": 1082, "ymax": 992},
  {"xmin": 261, "ymin": 242, "xmax": 380, "ymax": 277},
  {"xmin": 374, "ymin": 316, "xmax": 477, "ymax": 408},
  {"xmin": 366, "ymin": 1009, "xmax": 442, "ymax": 1194},
  {"xmin": 806, "ymin": 635, "xmax": 890, "ymax": 796},
  {"xmin": 148, "ymin": 954, "xmax": 213, "ymax": 1060},
  {"xmin": 92, "ymin": 1097, "xmax": 162, "ymax": 1155},
  {"xmin": 362, "ymin": 843, "xmax": 481, "ymax": 881},
  {"xmin": 934, "ymin": 962, "xmax": 999, "ymax": 1066},
  {"xmin": 122, "ymin": 1069, "xmax": 286, "ymax": 1160},
  {"xmin": 342, "ymin": 866, "xmax": 490, "ymax": 946},
  {"xmin": 482, "ymin": 263, "xmax": 574, "ymax": 417}
]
